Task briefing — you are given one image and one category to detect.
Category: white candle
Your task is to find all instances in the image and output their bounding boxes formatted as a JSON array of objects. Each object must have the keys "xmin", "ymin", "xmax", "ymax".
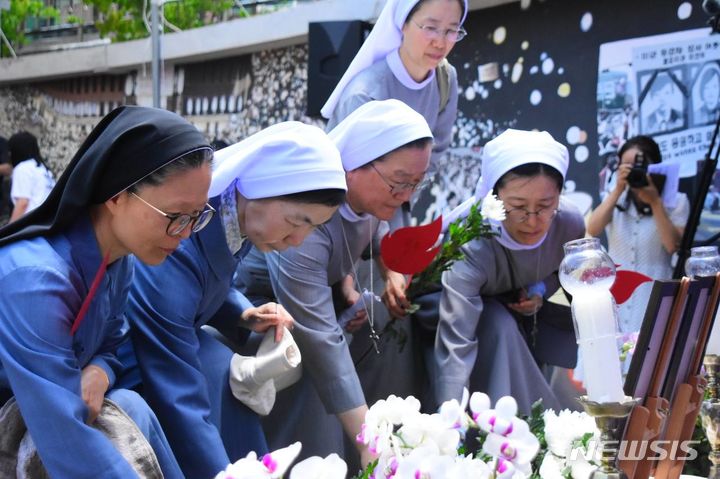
[{"xmin": 572, "ymin": 289, "xmax": 625, "ymax": 403}]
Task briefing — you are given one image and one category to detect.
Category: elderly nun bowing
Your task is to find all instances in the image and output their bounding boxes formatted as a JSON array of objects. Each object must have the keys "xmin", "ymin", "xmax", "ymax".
[
  {"xmin": 0, "ymin": 106, "xmax": 215, "ymax": 478},
  {"xmin": 323, "ymin": 0, "xmax": 466, "ymax": 175},
  {"xmin": 234, "ymin": 99, "xmax": 433, "ymax": 465},
  {"xmin": 433, "ymin": 129, "xmax": 586, "ymax": 413},
  {"xmin": 119, "ymin": 122, "xmax": 347, "ymax": 479}
]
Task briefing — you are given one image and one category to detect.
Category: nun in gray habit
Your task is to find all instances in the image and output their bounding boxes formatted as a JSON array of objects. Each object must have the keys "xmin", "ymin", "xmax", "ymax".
[
  {"xmin": 434, "ymin": 129, "xmax": 585, "ymax": 413},
  {"xmin": 235, "ymin": 100, "xmax": 433, "ymax": 466}
]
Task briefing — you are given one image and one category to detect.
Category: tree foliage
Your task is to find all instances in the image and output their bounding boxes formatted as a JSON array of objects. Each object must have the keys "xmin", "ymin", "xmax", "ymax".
[
  {"xmin": 83, "ymin": 0, "xmax": 238, "ymax": 42},
  {"xmin": 0, "ymin": 1, "xmax": 243, "ymax": 55},
  {"xmin": 0, "ymin": 0, "xmax": 59, "ymax": 56}
]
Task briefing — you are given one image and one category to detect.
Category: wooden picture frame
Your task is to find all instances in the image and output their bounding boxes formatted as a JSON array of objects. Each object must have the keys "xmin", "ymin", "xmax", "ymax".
[
  {"xmin": 624, "ymin": 280, "xmax": 682, "ymax": 399},
  {"xmin": 662, "ymin": 275, "xmax": 716, "ymax": 400}
]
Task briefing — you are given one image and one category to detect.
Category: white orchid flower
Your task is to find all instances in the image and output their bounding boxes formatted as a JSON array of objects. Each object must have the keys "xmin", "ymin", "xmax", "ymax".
[
  {"xmin": 493, "ymin": 457, "xmax": 518, "ymax": 479},
  {"xmin": 358, "ymin": 395, "xmax": 421, "ymax": 456},
  {"xmin": 469, "ymin": 391, "xmax": 491, "ymax": 422},
  {"xmin": 393, "ymin": 446, "xmax": 455, "ymax": 479},
  {"xmin": 476, "ymin": 396, "xmax": 518, "ymax": 436},
  {"xmin": 214, "ymin": 442, "xmax": 301, "ymax": 479},
  {"xmin": 438, "ymin": 388, "xmax": 471, "ymax": 434},
  {"xmin": 214, "ymin": 453, "xmax": 268, "ymax": 479},
  {"xmin": 398, "ymin": 412, "xmax": 461, "ymax": 457},
  {"xmin": 483, "ymin": 420, "xmax": 540, "ymax": 476},
  {"xmin": 481, "ymin": 191, "xmax": 506, "ymax": 221},
  {"xmin": 289, "ymin": 453, "xmax": 347, "ymax": 479}
]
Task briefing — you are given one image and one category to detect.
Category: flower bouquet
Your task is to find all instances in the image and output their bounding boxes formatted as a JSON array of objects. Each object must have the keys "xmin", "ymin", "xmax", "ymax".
[
  {"xmin": 369, "ymin": 193, "xmax": 505, "ymax": 353},
  {"xmin": 213, "ymin": 392, "xmax": 609, "ymax": 479},
  {"xmin": 352, "ymin": 390, "xmax": 539, "ymax": 479},
  {"xmin": 381, "ymin": 192, "xmax": 506, "ymax": 310}
]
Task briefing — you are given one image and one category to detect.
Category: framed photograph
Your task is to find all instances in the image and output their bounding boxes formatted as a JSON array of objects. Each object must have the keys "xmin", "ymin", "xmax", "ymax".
[
  {"xmin": 691, "ymin": 61, "xmax": 720, "ymax": 127},
  {"xmin": 661, "ymin": 276, "xmax": 716, "ymax": 400},
  {"xmin": 624, "ymin": 280, "xmax": 687, "ymax": 399},
  {"xmin": 638, "ymin": 68, "xmax": 688, "ymax": 136}
]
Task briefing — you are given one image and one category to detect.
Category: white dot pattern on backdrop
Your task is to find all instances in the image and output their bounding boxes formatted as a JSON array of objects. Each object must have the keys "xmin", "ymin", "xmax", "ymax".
[
  {"xmin": 677, "ymin": 2, "xmax": 692, "ymax": 20},
  {"xmin": 566, "ymin": 126, "xmax": 581, "ymax": 144},
  {"xmin": 575, "ymin": 145, "xmax": 589, "ymax": 163},
  {"xmin": 580, "ymin": 12, "xmax": 593, "ymax": 32},
  {"xmin": 530, "ymin": 90, "xmax": 542, "ymax": 105},
  {"xmin": 493, "ymin": 26, "xmax": 507, "ymax": 44}
]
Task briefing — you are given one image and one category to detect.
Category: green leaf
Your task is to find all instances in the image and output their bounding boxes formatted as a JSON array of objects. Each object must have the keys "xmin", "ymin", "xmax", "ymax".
[{"xmin": 351, "ymin": 459, "xmax": 378, "ymax": 479}]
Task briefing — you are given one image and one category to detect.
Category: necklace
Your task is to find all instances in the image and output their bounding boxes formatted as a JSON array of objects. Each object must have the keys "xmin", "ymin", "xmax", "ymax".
[
  {"xmin": 500, "ymin": 243, "xmax": 544, "ymax": 348},
  {"xmin": 339, "ymin": 217, "xmax": 381, "ymax": 354}
]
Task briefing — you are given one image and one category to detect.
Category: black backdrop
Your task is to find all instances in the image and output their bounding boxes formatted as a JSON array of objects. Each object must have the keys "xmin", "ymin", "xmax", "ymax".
[{"xmin": 449, "ymin": 0, "xmax": 709, "ymax": 198}]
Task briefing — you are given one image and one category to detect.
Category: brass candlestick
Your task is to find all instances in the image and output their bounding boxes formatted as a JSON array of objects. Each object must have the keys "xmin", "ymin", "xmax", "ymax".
[
  {"xmin": 579, "ymin": 396, "xmax": 638, "ymax": 479},
  {"xmin": 702, "ymin": 354, "xmax": 720, "ymax": 479}
]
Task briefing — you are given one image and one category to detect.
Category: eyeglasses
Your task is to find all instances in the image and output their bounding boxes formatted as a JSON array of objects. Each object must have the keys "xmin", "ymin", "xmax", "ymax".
[
  {"xmin": 130, "ymin": 192, "xmax": 215, "ymax": 237},
  {"xmin": 411, "ymin": 20, "xmax": 467, "ymax": 43},
  {"xmin": 370, "ymin": 163, "xmax": 425, "ymax": 196},
  {"xmin": 504, "ymin": 206, "xmax": 558, "ymax": 224}
]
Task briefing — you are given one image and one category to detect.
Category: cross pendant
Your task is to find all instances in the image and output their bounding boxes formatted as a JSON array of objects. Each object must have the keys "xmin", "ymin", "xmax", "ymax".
[{"xmin": 369, "ymin": 326, "xmax": 381, "ymax": 355}]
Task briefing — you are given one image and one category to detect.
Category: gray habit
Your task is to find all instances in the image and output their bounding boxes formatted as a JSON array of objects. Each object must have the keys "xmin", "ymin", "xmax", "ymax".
[
  {"xmin": 434, "ymin": 198, "xmax": 585, "ymax": 413},
  {"xmin": 235, "ymin": 211, "xmax": 384, "ymax": 462},
  {"xmin": 326, "ymin": 58, "xmax": 458, "ymax": 173}
]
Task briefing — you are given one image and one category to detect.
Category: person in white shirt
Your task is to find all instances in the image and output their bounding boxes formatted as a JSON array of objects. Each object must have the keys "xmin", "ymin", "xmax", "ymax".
[{"xmin": 8, "ymin": 131, "xmax": 56, "ymax": 222}]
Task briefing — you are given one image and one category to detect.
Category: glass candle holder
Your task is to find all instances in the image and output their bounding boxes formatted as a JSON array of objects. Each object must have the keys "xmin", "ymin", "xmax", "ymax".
[
  {"xmin": 559, "ymin": 238, "xmax": 625, "ymax": 403},
  {"xmin": 685, "ymin": 245, "xmax": 720, "ymax": 279}
]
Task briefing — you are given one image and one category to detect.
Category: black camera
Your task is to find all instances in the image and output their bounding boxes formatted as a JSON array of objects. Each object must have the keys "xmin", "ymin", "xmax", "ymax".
[{"xmin": 626, "ymin": 152, "xmax": 649, "ymax": 188}]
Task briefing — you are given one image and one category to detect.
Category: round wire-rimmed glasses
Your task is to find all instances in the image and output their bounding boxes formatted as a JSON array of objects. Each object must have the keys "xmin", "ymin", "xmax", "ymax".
[{"xmin": 130, "ymin": 192, "xmax": 215, "ymax": 237}]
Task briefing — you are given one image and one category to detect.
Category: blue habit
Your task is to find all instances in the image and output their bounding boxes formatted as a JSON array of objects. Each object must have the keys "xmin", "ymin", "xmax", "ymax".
[
  {"xmin": 120, "ymin": 197, "xmax": 267, "ymax": 479},
  {"xmin": 0, "ymin": 214, "xmax": 182, "ymax": 478}
]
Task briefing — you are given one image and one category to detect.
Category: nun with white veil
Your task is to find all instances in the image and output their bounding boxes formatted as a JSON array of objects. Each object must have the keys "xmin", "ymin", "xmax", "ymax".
[
  {"xmin": 119, "ymin": 123, "xmax": 347, "ymax": 479},
  {"xmin": 434, "ymin": 129, "xmax": 585, "ymax": 413},
  {"xmin": 235, "ymin": 99, "xmax": 433, "ymax": 466},
  {"xmin": 323, "ymin": 0, "xmax": 467, "ymax": 177}
]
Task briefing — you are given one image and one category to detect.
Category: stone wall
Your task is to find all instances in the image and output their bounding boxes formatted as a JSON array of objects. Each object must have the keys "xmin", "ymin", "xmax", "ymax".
[{"xmin": 0, "ymin": 43, "xmax": 322, "ymax": 177}]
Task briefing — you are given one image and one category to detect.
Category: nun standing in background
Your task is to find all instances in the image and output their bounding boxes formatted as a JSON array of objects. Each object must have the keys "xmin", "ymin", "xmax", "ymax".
[
  {"xmin": 120, "ymin": 122, "xmax": 347, "ymax": 479},
  {"xmin": 0, "ymin": 106, "xmax": 213, "ymax": 478},
  {"xmin": 235, "ymin": 99, "xmax": 432, "ymax": 465},
  {"xmin": 434, "ymin": 129, "xmax": 585, "ymax": 413},
  {"xmin": 323, "ymin": 0, "xmax": 466, "ymax": 174}
]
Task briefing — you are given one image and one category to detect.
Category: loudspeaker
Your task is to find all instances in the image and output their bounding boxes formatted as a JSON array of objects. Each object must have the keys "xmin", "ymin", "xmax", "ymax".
[{"xmin": 306, "ymin": 20, "xmax": 372, "ymax": 117}]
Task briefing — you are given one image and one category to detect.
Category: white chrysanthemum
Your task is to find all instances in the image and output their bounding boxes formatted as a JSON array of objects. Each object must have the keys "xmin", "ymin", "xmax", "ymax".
[
  {"xmin": 569, "ymin": 453, "xmax": 596, "ymax": 479},
  {"xmin": 445, "ymin": 454, "xmax": 493, "ymax": 479},
  {"xmin": 543, "ymin": 409, "xmax": 597, "ymax": 458},
  {"xmin": 481, "ymin": 192, "xmax": 507, "ymax": 221},
  {"xmin": 538, "ymin": 452, "xmax": 566, "ymax": 479}
]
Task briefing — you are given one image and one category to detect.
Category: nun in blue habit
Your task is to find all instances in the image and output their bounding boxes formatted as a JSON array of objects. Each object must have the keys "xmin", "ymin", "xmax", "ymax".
[
  {"xmin": 118, "ymin": 122, "xmax": 347, "ymax": 479},
  {"xmin": 0, "ymin": 106, "xmax": 215, "ymax": 478}
]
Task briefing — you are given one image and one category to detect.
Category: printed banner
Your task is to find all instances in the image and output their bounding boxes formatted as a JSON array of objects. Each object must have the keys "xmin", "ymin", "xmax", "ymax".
[{"xmin": 597, "ymin": 28, "xmax": 720, "ymax": 242}]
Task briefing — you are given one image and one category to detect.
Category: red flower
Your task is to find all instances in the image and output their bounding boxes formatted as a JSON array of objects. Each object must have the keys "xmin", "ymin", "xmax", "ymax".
[{"xmin": 380, "ymin": 216, "xmax": 443, "ymax": 275}]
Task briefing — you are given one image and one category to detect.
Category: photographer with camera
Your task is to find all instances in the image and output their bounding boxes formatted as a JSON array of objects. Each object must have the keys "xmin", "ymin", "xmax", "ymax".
[{"xmin": 587, "ymin": 135, "xmax": 689, "ymax": 334}]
